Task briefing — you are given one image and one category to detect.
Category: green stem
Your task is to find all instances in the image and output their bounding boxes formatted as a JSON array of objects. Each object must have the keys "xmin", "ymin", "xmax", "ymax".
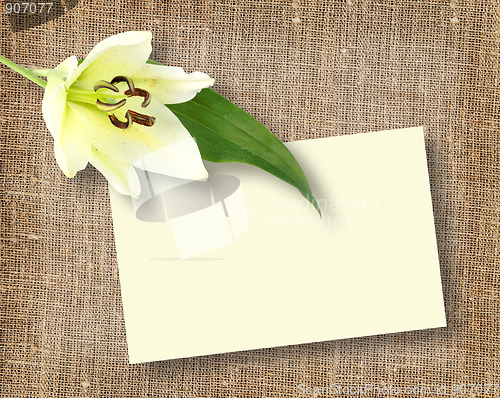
[
  {"xmin": 29, "ymin": 68, "xmax": 51, "ymax": 77},
  {"xmin": 0, "ymin": 54, "xmax": 47, "ymax": 88}
]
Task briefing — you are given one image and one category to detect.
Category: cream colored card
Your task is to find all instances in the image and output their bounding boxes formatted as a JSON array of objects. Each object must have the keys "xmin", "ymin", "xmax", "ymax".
[{"xmin": 109, "ymin": 127, "xmax": 446, "ymax": 364}]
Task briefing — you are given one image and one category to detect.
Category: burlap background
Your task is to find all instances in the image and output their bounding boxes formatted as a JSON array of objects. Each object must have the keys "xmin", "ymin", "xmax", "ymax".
[{"xmin": 1, "ymin": 0, "xmax": 498, "ymax": 397}]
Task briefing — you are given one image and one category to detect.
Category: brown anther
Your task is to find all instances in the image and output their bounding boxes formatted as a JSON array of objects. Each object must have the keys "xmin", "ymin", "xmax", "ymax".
[
  {"xmin": 128, "ymin": 110, "xmax": 156, "ymax": 127},
  {"xmin": 96, "ymin": 98, "xmax": 127, "ymax": 112},
  {"xmin": 109, "ymin": 111, "xmax": 133, "ymax": 129},
  {"xmin": 110, "ymin": 76, "xmax": 136, "ymax": 95},
  {"xmin": 125, "ymin": 88, "xmax": 151, "ymax": 108},
  {"xmin": 93, "ymin": 80, "xmax": 119, "ymax": 92}
]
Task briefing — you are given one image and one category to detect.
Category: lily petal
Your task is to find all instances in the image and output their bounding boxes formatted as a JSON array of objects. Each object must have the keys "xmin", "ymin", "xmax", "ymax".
[
  {"xmin": 133, "ymin": 137, "xmax": 208, "ymax": 181},
  {"xmin": 66, "ymin": 31, "xmax": 152, "ymax": 90},
  {"xmin": 42, "ymin": 56, "xmax": 88, "ymax": 177},
  {"xmin": 131, "ymin": 64, "xmax": 215, "ymax": 104},
  {"xmin": 130, "ymin": 96, "xmax": 208, "ymax": 180},
  {"xmin": 67, "ymin": 95, "xmax": 207, "ymax": 181},
  {"xmin": 87, "ymin": 146, "xmax": 141, "ymax": 198}
]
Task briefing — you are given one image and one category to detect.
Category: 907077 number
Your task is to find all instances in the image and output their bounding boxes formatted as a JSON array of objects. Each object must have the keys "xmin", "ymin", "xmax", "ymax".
[{"xmin": 5, "ymin": 2, "xmax": 53, "ymax": 14}]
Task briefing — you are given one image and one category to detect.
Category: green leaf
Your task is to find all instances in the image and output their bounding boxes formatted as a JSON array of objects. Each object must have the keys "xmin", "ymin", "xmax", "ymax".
[{"xmin": 166, "ymin": 88, "xmax": 321, "ymax": 215}]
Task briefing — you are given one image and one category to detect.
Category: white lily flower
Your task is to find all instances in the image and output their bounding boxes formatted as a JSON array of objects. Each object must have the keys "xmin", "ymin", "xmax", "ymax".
[{"xmin": 41, "ymin": 31, "xmax": 214, "ymax": 198}]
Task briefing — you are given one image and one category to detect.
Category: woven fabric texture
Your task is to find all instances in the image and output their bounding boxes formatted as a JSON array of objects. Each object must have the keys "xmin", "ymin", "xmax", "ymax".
[{"xmin": 1, "ymin": 0, "xmax": 499, "ymax": 396}]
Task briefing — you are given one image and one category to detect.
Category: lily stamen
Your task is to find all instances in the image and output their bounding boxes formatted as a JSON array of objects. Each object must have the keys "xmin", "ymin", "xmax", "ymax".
[
  {"xmin": 109, "ymin": 111, "xmax": 133, "ymax": 129},
  {"xmin": 96, "ymin": 98, "xmax": 127, "ymax": 112},
  {"xmin": 90, "ymin": 76, "xmax": 156, "ymax": 128},
  {"xmin": 128, "ymin": 110, "xmax": 156, "ymax": 126},
  {"xmin": 108, "ymin": 109, "xmax": 156, "ymax": 129},
  {"xmin": 125, "ymin": 88, "xmax": 151, "ymax": 108},
  {"xmin": 110, "ymin": 76, "xmax": 136, "ymax": 95},
  {"xmin": 93, "ymin": 80, "xmax": 119, "ymax": 93}
]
